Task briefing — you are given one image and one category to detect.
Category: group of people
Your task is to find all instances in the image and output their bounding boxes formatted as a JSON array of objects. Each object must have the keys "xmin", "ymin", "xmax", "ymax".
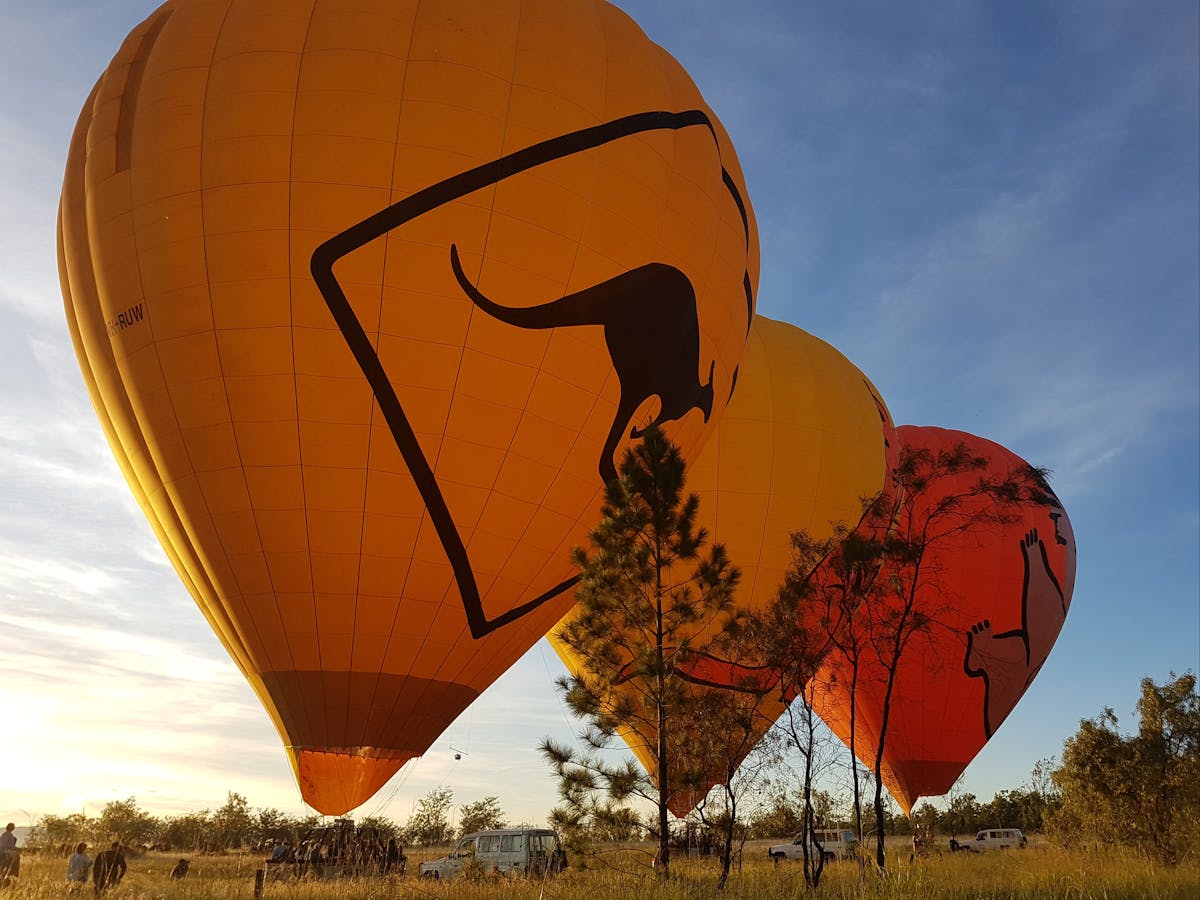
[
  {"xmin": 0, "ymin": 824, "xmax": 191, "ymax": 894},
  {"xmin": 2, "ymin": 823, "xmax": 127, "ymax": 893},
  {"xmin": 66, "ymin": 841, "xmax": 129, "ymax": 893},
  {"xmin": 66, "ymin": 841, "xmax": 188, "ymax": 892},
  {"xmin": 265, "ymin": 820, "xmax": 407, "ymax": 880}
]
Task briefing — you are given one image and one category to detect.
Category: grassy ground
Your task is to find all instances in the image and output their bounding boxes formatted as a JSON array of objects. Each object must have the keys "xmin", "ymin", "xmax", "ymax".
[{"xmin": 1, "ymin": 839, "xmax": 1195, "ymax": 899}]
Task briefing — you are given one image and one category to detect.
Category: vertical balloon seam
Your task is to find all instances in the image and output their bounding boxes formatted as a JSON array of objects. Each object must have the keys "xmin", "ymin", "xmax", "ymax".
[
  {"xmin": 60, "ymin": 55, "xmax": 266, "ymax": 716},
  {"xmin": 343, "ymin": 2, "xmax": 422, "ymax": 766},
  {"xmin": 114, "ymin": 7, "xmax": 171, "ymax": 171},
  {"xmin": 279, "ymin": 0, "xmax": 335, "ymax": 769},
  {"xmin": 747, "ymin": 319, "xmax": 781, "ymax": 609},
  {"xmin": 60, "ymin": 202, "xmax": 227, "ymax": 667},
  {"xmin": 659, "ymin": 46, "xmax": 730, "ymax": 392},
  {"xmin": 186, "ymin": 0, "xmax": 311, "ymax": 755},
  {"xmin": 187, "ymin": 8, "xmax": 298, "ymax": 708},
  {"xmin": 406, "ymin": 5, "xmax": 547, "ymax": 726},
  {"xmin": 446, "ymin": 1, "xmax": 621, "ymax": 698},
  {"xmin": 116, "ymin": 3, "xmax": 241, "ymax": 673},
  {"xmin": 203, "ymin": 0, "xmax": 305, "ymax": 745},
  {"xmin": 364, "ymin": 2, "xmax": 522, "ymax": 764},
  {"xmin": 656, "ymin": 39, "xmax": 724, "ymax": 429},
  {"xmin": 77, "ymin": 52, "xmax": 267, "ymax": 677}
]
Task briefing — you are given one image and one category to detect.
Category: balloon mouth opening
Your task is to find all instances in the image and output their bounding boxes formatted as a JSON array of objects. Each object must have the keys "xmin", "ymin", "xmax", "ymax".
[{"xmin": 292, "ymin": 748, "xmax": 415, "ymax": 816}]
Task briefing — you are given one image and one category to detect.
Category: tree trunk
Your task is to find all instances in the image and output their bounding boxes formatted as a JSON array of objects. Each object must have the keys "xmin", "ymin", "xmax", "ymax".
[
  {"xmin": 655, "ymin": 556, "xmax": 670, "ymax": 878},
  {"xmin": 715, "ymin": 778, "xmax": 735, "ymax": 892},
  {"xmin": 872, "ymin": 621, "xmax": 907, "ymax": 868},
  {"xmin": 873, "ymin": 769, "xmax": 887, "ymax": 868},
  {"xmin": 849, "ymin": 653, "xmax": 863, "ymax": 843},
  {"xmin": 657, "ymin": 705, "xmax": 669, "ymax": 877},
  {"xmin": 802, "ymin": 698, "xmax": 824, "ymax": 887}
]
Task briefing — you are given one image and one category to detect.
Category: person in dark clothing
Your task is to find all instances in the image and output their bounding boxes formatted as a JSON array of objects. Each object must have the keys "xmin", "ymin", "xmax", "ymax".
[
  {"xmin": 169, "ymin": 858, "xmax": 189, "ymax": 879},
  {"xmin": 0, "ymin": 822, "xmax": 19, "ymax": 883},
  {"xmin": 384, "ymin": 838, "xmax": 406, "ymax": 875},
  {"xmin": 92, "ymin": 842, "xmax": 126, "ymax": 894}
]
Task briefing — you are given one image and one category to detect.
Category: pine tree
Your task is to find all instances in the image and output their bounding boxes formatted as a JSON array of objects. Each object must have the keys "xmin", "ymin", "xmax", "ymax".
[{"xmin": 540, "ymin": 424, "xmax": 740, "ymax": 878}]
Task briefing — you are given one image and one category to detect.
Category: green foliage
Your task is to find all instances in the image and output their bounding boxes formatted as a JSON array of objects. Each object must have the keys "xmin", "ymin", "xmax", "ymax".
[
  {"xmin": 939, "ymin": 792, "xmax": 983, "ymax": 837},
  {"xmin": 158, "ymin": 811, "xmax": 212, "ymax": 851},
  {"xmin": 911, "ymin": 802, "xmax": 939, "ymax": 833},
  {"xmin": 29, "ymin": 813, "xmax": 90, "ymax": 851},
  {"xmin": 1048, "ymin": 672, "xmax": 1200, "ymax": 864},
  {"xmin": 457, "ymin": 797, "xmax": 507, "ymax": 836},
  {"xmin": 548, "ymin": 800, "xmax": 644, "ymax": 859},
  {"xmin": 982, "ymin": 788, "xmax": 1057, "ymax": 834},
  {"xmin": 746, "ymin": 790, "xmax": 803, "ymax": 838},
  {"xmin": 357, "ymin": 815, "xmax": 400, "ymax": 842},
  {"xmin": 254, "ymin": 807, "xmax": 316, "ymax": 846},
  {"xmin": 95, "ymin": 797, "xmax": 158, "ymax": 848},
  {"xmin": 403, "ymin": 786, "xmax": 454, "ymax": 846},
  {"xmin": 35, "ymin": 802, "xmax": 330, "ymax": 853},
  {"xmin": 209, "ymin": 792, "xmax": 254, "ymax": 850}
]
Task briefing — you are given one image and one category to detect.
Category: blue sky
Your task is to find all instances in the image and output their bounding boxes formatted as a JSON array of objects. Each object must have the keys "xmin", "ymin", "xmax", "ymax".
[{"xmin": 0, "ymin": 0, "xmax": 1196, "ymax": 829}]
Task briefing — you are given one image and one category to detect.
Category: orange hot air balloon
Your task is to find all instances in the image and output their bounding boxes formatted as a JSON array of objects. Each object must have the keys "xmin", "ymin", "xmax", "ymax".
[
  {"xmin": 59, "ymin": 0, "xmax": 758, "ymax": 815},
  {"xmin": 811, "ymin": 426, "xmax": 1076, "ymax": 814},
  {"xmin": 550, "ymin": 315, "xmax": 896, "ymax": 816}
]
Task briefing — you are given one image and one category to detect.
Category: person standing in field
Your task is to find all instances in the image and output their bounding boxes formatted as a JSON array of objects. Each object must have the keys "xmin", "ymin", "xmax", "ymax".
[
  {"xmin": 67, "ymin": 842, "xmax": 93, "ymax": 891},
  {"xmin": 92, "ymin": 842, "xmax": 126, "ymax": 894},
  {"xmin": 0, "ymin": 822, "xmax": 19, "ymax": 883}
]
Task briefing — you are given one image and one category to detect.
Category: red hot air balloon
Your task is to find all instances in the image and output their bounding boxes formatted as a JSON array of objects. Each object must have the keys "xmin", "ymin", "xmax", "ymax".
[{"xmin": 810, "ymin": 426, "xmax": 1076, "ymax": 814}]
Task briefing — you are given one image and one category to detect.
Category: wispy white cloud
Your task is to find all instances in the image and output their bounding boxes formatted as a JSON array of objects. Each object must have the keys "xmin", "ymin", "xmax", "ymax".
[{"xmin": 798, "ymin": 50, "xmax": 1198, "ymax": 495}]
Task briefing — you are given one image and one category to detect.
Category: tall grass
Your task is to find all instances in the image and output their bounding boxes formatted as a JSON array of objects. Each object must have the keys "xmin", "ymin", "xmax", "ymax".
[{"xmin": 2, "ymin": 840, "xmax": 1195, "ymax": 899}]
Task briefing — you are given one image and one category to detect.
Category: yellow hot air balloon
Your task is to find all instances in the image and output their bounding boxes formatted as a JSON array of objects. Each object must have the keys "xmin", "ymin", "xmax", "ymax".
[
  {"xmin": 550, "ymin": 315, "xmax": 894, "ymax": 815},
  {"xmin": 59, "ymin": 0, "xmax": 758, "ymax": 815}
]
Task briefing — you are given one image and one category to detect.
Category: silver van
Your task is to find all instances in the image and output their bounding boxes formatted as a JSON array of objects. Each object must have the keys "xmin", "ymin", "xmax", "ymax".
[
  {"xmin": 419, "ymin": 828, "xmax": 564, "ymax": 880},
  {"xmin": 769, "ymin": 828, "xmax": 859, "ymax": 863},
  {"xmin": 971, "ymin": 828, "xmax": 1027, "ymax": 850}
]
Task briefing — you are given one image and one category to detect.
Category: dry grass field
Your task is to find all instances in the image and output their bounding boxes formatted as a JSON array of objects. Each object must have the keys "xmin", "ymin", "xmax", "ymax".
[{"xmin": 2, "ymin": 839, "xmax": 1195, "ymax": 899}]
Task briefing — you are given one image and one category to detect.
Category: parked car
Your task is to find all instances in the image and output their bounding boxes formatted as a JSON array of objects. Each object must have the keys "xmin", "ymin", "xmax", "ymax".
[
  {"xmin": 419, "ymin": 828, "xmax": 565, "ymax": 881},
  {"xmin": 769, "ymin": 828, "xmax": 859, "ymax": 864},
  {"xmin": 969, "ymin": 828, "xmax": 1027, "ymax": 851}
]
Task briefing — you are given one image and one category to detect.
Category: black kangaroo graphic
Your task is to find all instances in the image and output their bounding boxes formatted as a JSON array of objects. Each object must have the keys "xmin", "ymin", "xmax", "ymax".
[
  {"xmin": 964, "ymin": 515, "xmax": 1072, "ymax": 738},
  {"xmin": 311, "ymin": 110, "xmax": 753, "ymax": 638},
  {"xmin": 449, "ymin": 244, "xmax": 714, "ymax": 484}
]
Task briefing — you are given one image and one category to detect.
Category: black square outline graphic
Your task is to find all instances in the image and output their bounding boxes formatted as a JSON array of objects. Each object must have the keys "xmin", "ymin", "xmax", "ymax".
[{"xmin": 311, "ymin": 109, "xmax": 752, "ymax": 639}]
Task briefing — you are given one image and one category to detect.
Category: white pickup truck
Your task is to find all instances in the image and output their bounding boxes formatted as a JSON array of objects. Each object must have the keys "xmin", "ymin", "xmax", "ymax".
[{"xmin": 769, "ymin": 828, "xmax": 859, "ymax": 863}]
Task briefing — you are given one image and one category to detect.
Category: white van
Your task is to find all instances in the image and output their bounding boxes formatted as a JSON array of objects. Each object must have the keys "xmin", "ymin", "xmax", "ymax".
[
  {"xmin": 419, "ymin": 828, "xmax": 564, "ymax": 881},
  {"xmin": 971, "ymin": 828, "xmax": 1027, "ymax": 850},
  {"xmin": 769, "ymin": 828, "xmax": 859, "ymax": 863}
]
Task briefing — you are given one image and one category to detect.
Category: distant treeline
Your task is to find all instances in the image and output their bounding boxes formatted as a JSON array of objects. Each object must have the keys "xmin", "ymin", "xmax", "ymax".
[
  {"xmin": 25, "ymin": 673, "xmax": 1198, "ymax": 868},
  {"xmin": 27, "ymin": 790, "xmax": 515, "ymax": 854},
  {"xmin": 27, "ymin": 782, "xmax": 1052, "ymax": 857}
]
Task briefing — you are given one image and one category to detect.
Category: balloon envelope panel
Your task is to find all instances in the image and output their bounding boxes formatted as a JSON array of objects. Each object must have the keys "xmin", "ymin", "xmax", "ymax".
[
  {"xmin": 550, "ymin": 315, "xmax": 894, "ymax": 815},
  {"xmin": 59, "ymin": 0, "xmax": 758, "ymax": 814},
  {"xmin": 811, "ymin": 426, "xmax": 1076, "ymax": 814}
]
